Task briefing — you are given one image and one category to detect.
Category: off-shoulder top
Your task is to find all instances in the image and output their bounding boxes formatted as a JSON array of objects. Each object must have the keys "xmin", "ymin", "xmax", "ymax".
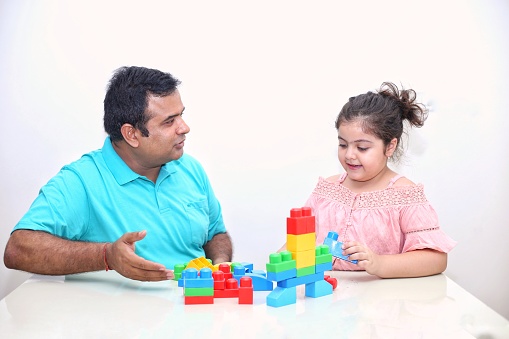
[{"xmin": 306, "ymin": 173, "xmax": 457, "ymax": 271}]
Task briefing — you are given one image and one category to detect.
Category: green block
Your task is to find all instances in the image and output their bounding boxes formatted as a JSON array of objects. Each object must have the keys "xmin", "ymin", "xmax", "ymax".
[
  {"xmin": 296, "ymin": 266, "xmax": 315, "ymax": 277},
  {"xmin": 266, "ymin": 259, "xmax": 296, "ymax": 273},
  {"xmin": 184, "ymin": 287, "xmax": 214, "ymax": 297},
  {"xmin": 315, "ymin": 253, "xmax": 333, "ymax": 265}
]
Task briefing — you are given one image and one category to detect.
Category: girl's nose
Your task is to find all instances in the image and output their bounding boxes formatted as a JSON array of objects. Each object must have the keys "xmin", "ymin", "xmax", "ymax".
[{"xmin": 345, "ymin": 147, "xmax": 355, "ymax": 160}]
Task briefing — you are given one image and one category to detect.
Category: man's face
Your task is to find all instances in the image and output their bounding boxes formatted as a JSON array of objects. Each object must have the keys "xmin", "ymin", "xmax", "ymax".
[{"xmin": 135, "ymin": 90, "xmax": 190, "ymax": 168}]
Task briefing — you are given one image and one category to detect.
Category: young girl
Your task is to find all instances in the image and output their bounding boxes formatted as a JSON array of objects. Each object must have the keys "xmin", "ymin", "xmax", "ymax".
[{"xmin": 306, "ymin": 82, "xmax": 456, "ymax": 278}]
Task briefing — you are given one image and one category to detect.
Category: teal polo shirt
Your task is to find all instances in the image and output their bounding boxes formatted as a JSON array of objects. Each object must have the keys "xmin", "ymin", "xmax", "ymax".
[{"xmin": 14, "ymin": 137, "xmax": 227, "ymax": 269}]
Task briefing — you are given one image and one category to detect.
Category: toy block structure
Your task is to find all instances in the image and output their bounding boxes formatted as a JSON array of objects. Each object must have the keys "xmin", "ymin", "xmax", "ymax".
[
  {"xmin": 266, "ymin": 207, "xmax": 336, "ymax": 307},
  {"xmin": 182, "ymin": 267, "xmax": 214, "ymax": 305},
  {"xmin": 323, "ymin": 231, "xmax": 358, "ymax": 264},
  {"xmin": 211, "ymin": 263, "xmax": 253, "ymax": 304},
  {"xmin": 179, "ymin": 263, "xmax": 254, "ymax": 304}
]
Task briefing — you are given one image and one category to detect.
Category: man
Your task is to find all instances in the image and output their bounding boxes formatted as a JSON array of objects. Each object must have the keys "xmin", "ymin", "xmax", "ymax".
[{"xmin": 4, "ymin": 66, "xmax": 232, "ymax": 282}]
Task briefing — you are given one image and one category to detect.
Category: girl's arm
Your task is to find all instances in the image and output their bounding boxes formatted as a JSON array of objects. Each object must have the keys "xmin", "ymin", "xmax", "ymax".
[{"xmin": 343, "ymin": 242, "xmax": 447, "ymax": 278}]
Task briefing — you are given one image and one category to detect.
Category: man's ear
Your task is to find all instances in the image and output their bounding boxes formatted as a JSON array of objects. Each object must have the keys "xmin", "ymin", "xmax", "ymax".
[
  {"xmin": 386, "ymin": 138, "xmax": 398, "ymax": 157},
  {"xmin": 120, "ymin": 124, "xmax": 139, "ymax": 147}
]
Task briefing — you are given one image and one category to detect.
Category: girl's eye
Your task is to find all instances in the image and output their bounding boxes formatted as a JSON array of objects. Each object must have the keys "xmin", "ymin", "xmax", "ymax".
[
  {"xmin": 339, "ymin": 144, "xmax": 347, "ymax": 148},
  {"xmin": 358, "ymin": 147, "xmax": 368, "ymax": 152}
]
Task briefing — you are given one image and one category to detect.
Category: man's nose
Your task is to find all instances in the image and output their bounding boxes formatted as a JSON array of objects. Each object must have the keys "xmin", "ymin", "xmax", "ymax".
[{"xmin": 177, "ymin": 118, "xmax": 190, "ymax": 134}]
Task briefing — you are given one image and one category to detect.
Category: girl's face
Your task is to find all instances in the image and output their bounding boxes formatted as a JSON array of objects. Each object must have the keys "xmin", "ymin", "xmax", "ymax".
[{"xmin": 337, "ymin": 120, "xmax": 396, "ymax": 184}]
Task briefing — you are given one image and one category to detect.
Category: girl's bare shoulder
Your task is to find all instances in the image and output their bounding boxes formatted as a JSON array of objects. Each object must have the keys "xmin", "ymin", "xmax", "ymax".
[
  {"xmin": 393, "ymin": 176, "xmax": 416, "ymax": 186},
  {"xmin": 324, "ymin": 174, "xmax": 342, "ymax": 183}
]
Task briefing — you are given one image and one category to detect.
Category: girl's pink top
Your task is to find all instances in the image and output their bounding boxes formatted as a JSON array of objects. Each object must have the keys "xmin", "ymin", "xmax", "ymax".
[{"xmin": 306, "ymin": 173, "xmax": 457, "ymax": 271}]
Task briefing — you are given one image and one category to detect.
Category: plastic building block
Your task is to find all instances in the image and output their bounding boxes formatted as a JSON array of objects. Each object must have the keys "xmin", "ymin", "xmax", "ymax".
[
  {"xmin": 245, "ymin": 272, "xmax": 274, "ymax": 291},
  {"xmin": 267, "ymin": 286, "xmax": 297, "ymax": 307},
  {"xmin": 266, "ymin": 251, "xmax": 296, "ymax": 273},
  {"xmin": 323, "ymin": 231, "xmax": 358, "ymax": 264},
  {"xmin": 217, "ymin": 263, "xmax": 233, "ymax": 280},
  {"xmin": 184, "ymin": 287, "xmax": 214, "ymax": 296},
  {"xmin": 212, "ymin": 270, "xmax": 226, "ymax": 290},
  {"xmin": 296, "ymin": 266, "xmax": 315, "ymax": 277},
  {"xmin": 238, "ymin": 276, "xmax": 253, "ymax": 304},
  {"xmin": 315, "ymin": 245, "xmax": 333, "ymax": 265},
  {"xmin": 214, "ymin": 278, "xmax": 239, "ymax": 298},
  {"xmin": 277, "ymin": 271, "xmax": 324, "ymax": 288},
  {"xmin": 286, "ymin": 208, "xmax": 315, "ymax": 235},
  {"xmin": 315, "ymin": 261, "xmax": 333, "ymax": 273},
  {"xmin": 240, "ymin": 262, "xmax": 254, "ymax": 273},
  {"xmin": 184, "ymin": 296, "xmax": 214, "ymax": 305},
  {"xmin": 305, "ymin": 279, "xmax": 333, "ymax": 298},
  {"xmin": 324, "ymin": 275, "xmax": 338, "ymax": 290},
  {"xmin": 173, "ymin": 264, "xmax": 186, "ymax": 281},
  {"xmin": 267, "ymin": 268, "xmax": 297, "ymax": 282},
  {"xmin": 292, "ymin": 249, "xmax": 316, "ymax": 268},
  {"xmin": 287, "ymin": 233, "xmax": 315, "ymax": 252},
  {"xmin": 182, "ymin": 268, "xmax": 214, "ymax": 288},
  {"xmin": 186, "ymin": 256, "xmax": 216, "ymax": 271}
]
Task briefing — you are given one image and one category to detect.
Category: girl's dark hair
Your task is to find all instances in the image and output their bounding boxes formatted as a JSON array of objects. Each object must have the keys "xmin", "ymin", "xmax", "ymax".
[
  {"xmin": 103, "ymin": 66, "xmax": 181, "ymax": 141},
  {"xmin": 335, "ymin": 82, "xmax": 428, "ymax": 160}
]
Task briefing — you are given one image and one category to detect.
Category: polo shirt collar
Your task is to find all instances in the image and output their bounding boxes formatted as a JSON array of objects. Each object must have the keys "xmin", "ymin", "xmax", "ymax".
[{"xmin": 102, "ymin": 137, "xmax": 177, "ymax": 185}]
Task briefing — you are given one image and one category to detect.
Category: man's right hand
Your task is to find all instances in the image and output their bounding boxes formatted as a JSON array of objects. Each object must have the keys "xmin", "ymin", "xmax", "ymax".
[{"xmin": 106, "ymin": 230, "xmax": 174, "ymax": 281}]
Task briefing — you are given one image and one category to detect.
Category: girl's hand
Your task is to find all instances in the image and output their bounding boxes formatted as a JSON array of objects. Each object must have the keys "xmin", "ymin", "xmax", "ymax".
[{"xmin": 342, "ymin": 241, "xmax": 380, "ymax": 276}]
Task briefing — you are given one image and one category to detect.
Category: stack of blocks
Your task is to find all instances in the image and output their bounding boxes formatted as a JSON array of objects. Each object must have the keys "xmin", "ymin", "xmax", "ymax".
[
  {"xmin": 266, "ymin": 207, "xmax": 335, "ymax": 307},
  {"xmin": 181, "ymin": 264, "xmax": 254, "ymax": 305},
  {"xmin": 182, "ymin": 267, "xmax": 214, "ymax": 305}
]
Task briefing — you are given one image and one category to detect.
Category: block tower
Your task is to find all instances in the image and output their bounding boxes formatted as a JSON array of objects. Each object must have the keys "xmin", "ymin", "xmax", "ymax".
[{"xmin": 265, "ymin": 207, "xmax": 335, "ymax": 307}]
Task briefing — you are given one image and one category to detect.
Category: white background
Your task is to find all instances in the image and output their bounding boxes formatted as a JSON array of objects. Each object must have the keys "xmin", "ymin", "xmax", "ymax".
[{"xmin": 1, "ymin": 0, "xmax": 508, "ymax": 319}]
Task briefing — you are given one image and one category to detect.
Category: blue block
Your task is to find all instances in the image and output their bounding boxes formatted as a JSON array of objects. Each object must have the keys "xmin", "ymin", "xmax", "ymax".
[
  {"xmin": 267, "ymin": 268, "xmax": 297, "ymax": 282},
  {"xmin": 277, "ymin": 271, "xmax": 324, "ymax": 288},
  {"xmin": 267, "ymin": 286, "xmax": 297, "ymax": 307},
  {"xmin": 240, "ymin": 262, "xmax": 254, "ymax": 273},
  {"xmin": 315, "ymin": 261, "xmax": 333, "ymax": 273},
  {"xmin": 233, "ymin": 265, "xmax": 247, "ymax": 277},
  {"xmin": 323, "ymin": 232, "xmax": 358, "ymax": 264},
  {"xmin": 184, "ymin": 278, "xmax": 213, "ymax": 288},
  {"xmin": 246, "ymin": 273, "xmax": 274, "ymax": 291},
  {"xmin": 251, "ymin": 269, "xmax": 266, "ymax": 277},
  {"xmin": 182, "ymin": 268, "xmax": 214, "ymax": 288},
  {"xmin": 305, "ymin": 279, "xmax": 333, "ymax": 298}
]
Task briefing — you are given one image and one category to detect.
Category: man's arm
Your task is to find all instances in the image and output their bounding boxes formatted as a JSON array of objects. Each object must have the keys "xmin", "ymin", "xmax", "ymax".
[
  {"xmin": 4, "ymin": 229, "xmax": 173, "ymax": 281},
  {"xmin": 203, "ymin": 232, "xmax": 233, "ymax": 264}
]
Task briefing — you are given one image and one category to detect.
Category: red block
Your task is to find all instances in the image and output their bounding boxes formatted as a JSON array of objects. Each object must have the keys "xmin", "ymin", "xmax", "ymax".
[
  {"xmin": 324, "ymin": 275, "xmax": 338, "ymax": 290},
  {"xmin": 218, "ymin": 263, "xmax": 233, "ymax": 280},
  {"xmin": 287, "ymin": 215, "xmax": 315, "ymax": 235},
  {"xmin": 184, "ymin": 296, "xmax": 214, "ymax": 305},
  {"xmin": 213, "ymin": 270, "xmax": 225, "ymax": 290},
  {"xmin": 214, "ymin": 278, "xmax": 239, "ymax": 298},
  {"xmin": 239, "ymin": 276, "xmax": 253, "ymax": 304}
]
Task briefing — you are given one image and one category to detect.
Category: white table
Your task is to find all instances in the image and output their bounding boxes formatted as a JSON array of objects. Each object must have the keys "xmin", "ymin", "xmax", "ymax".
[{"xmin": 1, "ymin": 270, "xmax": 508, "ymax": 338}]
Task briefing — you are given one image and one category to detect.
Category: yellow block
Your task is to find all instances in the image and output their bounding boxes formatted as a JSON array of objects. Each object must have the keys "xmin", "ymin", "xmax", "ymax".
[
  {"xmin": 185, "ymin": 256, "xmax": 216, "ymax": 271},
  {"xmin": 292, "ymin": 249, "xmax": 316, "ymax": 269},
  {"xmin": 287, "ymin": 233, "xmax": 315, "ymax": 252}
]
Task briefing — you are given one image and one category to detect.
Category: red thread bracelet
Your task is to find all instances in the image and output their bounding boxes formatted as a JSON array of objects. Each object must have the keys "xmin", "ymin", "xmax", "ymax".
[{"xmin": 103, "ymin": 243, "xmax": 110, "ymax": 271}]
